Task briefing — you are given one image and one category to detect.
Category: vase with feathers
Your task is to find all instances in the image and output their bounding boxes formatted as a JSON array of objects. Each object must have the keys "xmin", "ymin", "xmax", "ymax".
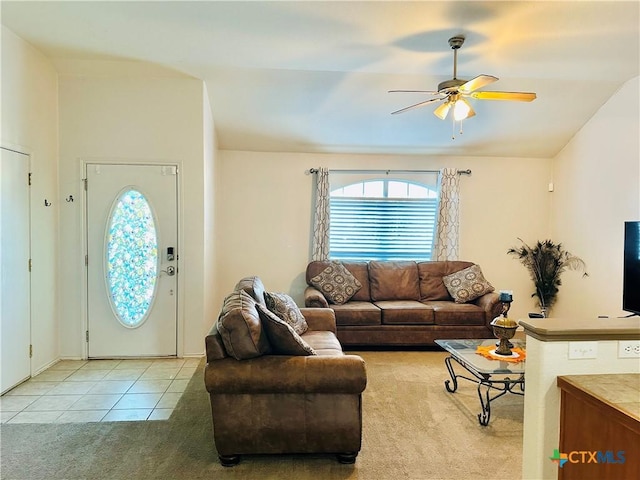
[{"xmin": 507, "ymin": 238, "xmax": 588, "ymax": 316}]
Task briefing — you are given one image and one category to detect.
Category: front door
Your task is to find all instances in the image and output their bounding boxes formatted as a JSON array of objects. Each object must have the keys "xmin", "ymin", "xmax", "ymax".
[
  {"xmin": 0, "ymin": 147, "xmax": 31, "ymax": 393},
  {"xmin": 86, "ymin": 163, "xmax": 178, "ymax": 358}
]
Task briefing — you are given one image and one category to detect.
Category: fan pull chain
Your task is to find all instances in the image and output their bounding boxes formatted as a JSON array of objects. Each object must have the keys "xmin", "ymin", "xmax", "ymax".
[{"xmin": 451, "ymin": 119, "xmax": 465, "ymax": 140}]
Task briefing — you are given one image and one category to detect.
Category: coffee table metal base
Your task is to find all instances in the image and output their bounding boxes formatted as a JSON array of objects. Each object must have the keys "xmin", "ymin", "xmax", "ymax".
[{"xmin": 443, "ymin": 354, "xmax": 525, "ymax": 426}]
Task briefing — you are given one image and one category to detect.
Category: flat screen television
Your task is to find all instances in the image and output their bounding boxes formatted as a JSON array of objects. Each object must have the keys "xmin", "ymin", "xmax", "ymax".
[{"xmin": 623, "ymin": 221, "xmax": 640, "ymax": 315}]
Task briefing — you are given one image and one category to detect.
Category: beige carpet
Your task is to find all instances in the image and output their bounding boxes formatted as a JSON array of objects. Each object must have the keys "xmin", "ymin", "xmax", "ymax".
[
  {"xmin": 1, "ymin": 350, "xmax": 523, "ymax": 480},
  {"xmin": 354, "ymin": 350, "xmax": 523, "ymax": 480}
]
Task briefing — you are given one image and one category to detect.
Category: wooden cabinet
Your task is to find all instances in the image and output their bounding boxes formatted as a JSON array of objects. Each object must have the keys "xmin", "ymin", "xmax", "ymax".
[{"xmin": 557, "ymin": 374, "xmax": 639, "ymax": 480}]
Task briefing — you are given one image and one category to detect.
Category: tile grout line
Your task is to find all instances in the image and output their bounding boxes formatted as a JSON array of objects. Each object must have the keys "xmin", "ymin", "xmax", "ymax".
[{"xmin": 1, "ymin": 358, "xmax": 198, "ymax": 424}]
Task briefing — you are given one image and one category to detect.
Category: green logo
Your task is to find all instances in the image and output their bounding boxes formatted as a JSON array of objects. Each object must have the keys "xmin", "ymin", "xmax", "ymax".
[{"xmin": 550, "ymin": 449, "xmax": 568, "ymax": 468}]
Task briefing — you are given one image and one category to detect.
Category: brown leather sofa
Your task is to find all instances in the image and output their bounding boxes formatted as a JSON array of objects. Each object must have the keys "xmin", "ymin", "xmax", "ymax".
[
  {"xmin": 204, "ymin": 276, "xmax": 367, "ymax": 466},
  {"xmin": 304, "ymin": 260, "xmax": 503, "ymax": 347}
]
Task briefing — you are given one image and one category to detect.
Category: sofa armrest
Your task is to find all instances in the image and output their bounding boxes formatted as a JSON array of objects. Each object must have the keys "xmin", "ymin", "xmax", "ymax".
[
  {"xmin": 300, "ymin": 307, "xmax": 337, "ymax": 334},
  {"xmin": 474, "ymin": 292, "xmax": 503, "ymax": 326},
  {"xmin": 205, "ymin": 354, "xmax": 367, "ymax": 395},
  {"xmin": 304, "ymin": 286, "xmax": 329, "ymax": 308}
]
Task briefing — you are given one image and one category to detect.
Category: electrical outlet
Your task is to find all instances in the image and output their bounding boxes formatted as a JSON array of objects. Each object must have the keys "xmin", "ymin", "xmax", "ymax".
[
  {"xmin": 568, "ymin": 341, "xmax": 598, "ymax": 359},
  {"xmin": 618, "ymin": 340, "xmax": 640, "ymax": 358}
]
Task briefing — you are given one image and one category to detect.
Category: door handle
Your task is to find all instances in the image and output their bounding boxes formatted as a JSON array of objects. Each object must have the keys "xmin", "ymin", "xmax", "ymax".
[{"xmin": 161, "ymin": 266, "xmax": 176, "ymax": 276}]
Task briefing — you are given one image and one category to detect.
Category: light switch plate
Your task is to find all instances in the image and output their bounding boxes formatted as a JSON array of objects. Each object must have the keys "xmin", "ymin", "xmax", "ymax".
[{"xmin": 568, "ymin": 341, "xmax": 598, "ymax": 359}]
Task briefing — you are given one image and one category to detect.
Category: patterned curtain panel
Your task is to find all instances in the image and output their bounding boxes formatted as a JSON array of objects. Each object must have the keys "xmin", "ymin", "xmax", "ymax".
[
  {"xmin": 311, "ymin": 167, "xmax": 330, "ymax": 261},
  {"xmin": 434, "ymin": 168, "xmax": 460, "ymax": 260}
]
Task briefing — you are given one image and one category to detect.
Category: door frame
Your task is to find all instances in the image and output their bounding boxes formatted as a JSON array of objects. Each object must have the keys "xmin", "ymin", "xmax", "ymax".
[
  {"xmin": 80, "ymin": 158, "xmax": 184, "ymax": 359},
  {"xmin": 0, "ymin": 144, "xmax": 32, "ymax": 392}
]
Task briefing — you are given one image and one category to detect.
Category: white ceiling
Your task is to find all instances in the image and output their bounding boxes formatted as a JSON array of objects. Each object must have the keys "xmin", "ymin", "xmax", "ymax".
[{"xmin": 2, "ymin": 1, "xmax": 639, "ymax": 158}]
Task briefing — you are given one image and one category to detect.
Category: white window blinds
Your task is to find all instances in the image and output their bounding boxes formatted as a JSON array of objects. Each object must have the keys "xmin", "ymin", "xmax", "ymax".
[{"xmin": 328, "ymin": 170, "xmax": 440, "ymax": 261}]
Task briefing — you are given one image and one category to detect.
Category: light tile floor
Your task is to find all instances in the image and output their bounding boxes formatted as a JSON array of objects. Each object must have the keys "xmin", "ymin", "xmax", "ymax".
[{"xmin": 0, "ymin": 357, "xmax": 201, "ymax": 424}]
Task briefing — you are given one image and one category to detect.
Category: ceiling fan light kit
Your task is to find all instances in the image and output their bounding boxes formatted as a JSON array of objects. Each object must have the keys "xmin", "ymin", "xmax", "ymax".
[
  {"xmin": 390, "ymin": 35, "xmax": 536, "ymax": 139},
  {"xmin": 453, "ymin": 97, "xmax": 474, "ymax": 121}
]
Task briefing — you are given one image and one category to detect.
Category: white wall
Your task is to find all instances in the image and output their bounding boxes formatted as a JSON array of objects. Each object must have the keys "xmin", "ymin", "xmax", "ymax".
[
  {"xmin": 215, "ymin": 150, "xmax": 552, "ymax": 320},
  {"xmin": 1, "ymin": 26, "xmax": 59, "ymax": 373},
  {"xmin": 551, "ymin": 76, "xmax": 640, "ymax": 319},
  {"xmin": 203, "ymin": 83, "xmax": 220, "ymax": 339},
  {"xmin": 57, "ymin": 63, "xmax": 209, "ymax": 357}
]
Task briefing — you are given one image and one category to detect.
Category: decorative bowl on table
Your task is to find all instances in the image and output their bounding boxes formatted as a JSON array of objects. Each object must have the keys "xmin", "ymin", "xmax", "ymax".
[{"xmin": 490, "ymin": 316, "xmax": 519, "ymax": 356}]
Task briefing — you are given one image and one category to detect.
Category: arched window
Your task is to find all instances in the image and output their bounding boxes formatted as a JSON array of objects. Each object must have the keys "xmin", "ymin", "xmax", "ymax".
[{"xmin": 329, "ymin": 179, "xmax": 439, "ymax": 261}]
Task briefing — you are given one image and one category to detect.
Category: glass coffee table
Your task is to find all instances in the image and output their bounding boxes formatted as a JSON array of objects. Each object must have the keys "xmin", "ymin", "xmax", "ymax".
[{"xmin": 435, "ymin": 338, "xmax": 525, "ymax": 426}]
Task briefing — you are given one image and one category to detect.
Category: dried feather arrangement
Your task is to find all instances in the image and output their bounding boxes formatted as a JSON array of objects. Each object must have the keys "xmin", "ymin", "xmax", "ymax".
[{"xmin": 507, "ymin": 238, "xmax": 588, "ymax": 315}]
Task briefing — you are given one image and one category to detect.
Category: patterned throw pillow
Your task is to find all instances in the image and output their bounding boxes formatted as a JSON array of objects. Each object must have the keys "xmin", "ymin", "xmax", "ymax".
[
  {"xmin": 442, "ymin": 264, "xmax": 495, "ymax": 304},
  {"xmin": 309, "ymin": 261, "xmax": 362, "ymax": 305},
  {"xmin": 255, "ymin": 304, "xmax": 317, "ymax": 356},
  {"xmin": 264, "ymin": 292, "xmax": 308, "ymax": 335}
]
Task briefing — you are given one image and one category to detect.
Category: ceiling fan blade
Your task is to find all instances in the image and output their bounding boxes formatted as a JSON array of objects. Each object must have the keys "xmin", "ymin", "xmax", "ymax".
[
  {"xmin": 388, "ymin": 90, "xmax": 441, "ymax": 94},
  {"xmin": 470, "ymin": 91, "xmax": 537, "ymax": 102},
  {"xmin": 458, "ymin": 75, "xmax": 498, "ymax": 94},
  {"xmin": 433, "ymin": 101, "xmax": 452, "ymax": 120},
  {"xmin": 391, "ymin": 97, "xmax": 444, "ymax": 115}
]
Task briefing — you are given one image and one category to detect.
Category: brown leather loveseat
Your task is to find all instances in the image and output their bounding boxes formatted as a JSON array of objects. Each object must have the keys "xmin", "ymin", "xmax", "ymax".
[
  {"xmin": 204, "ymin": 276, "xmax": 367, "ymax": 466},
  {"xmin": 304, "ymin": 260, "xmax": 503, "ymax": 347}
]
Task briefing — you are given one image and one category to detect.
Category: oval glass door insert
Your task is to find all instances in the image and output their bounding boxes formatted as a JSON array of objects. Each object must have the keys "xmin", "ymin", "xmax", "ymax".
[{"xmin": 105, "ymin": 188, "xmax": 159, "ymax": 328}]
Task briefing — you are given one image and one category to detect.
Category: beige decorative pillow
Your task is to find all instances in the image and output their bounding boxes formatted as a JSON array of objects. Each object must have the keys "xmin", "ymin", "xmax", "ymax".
[
  {"xmin": 217, "ymin": 290, "xmax": 272, "ymax": 360},
  {"xmin": 442, "ymin": 264, "xmax": 495, "ymax": 304},
  {"xmin": 309, "ymin": 261, "xmax": 362, "ymax": 305},
  {"xmin": 264, "ymin": 292, "xmax": 308, "ymax": 335},
  {"xmin": 255, "ymin": 304, "xmax": 317, "ymax": 356}
]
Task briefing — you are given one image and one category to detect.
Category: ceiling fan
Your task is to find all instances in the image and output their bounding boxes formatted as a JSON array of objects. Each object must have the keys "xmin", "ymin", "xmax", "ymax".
[{"xmin": 389, "ymin": 36, "xmax": 536, "ymax": 123}]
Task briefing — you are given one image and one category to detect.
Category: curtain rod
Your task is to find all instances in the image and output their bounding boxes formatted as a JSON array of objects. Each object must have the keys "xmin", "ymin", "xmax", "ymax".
[{"xmin": 308, "ymin": 168, "xmax": 471, "ymax": 175}]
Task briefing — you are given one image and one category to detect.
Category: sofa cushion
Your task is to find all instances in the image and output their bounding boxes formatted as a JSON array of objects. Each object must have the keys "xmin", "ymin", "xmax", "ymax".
[
  {"xmin": 417, "ymin": 261, "xmax": 475, "ymax": 301},
  {"xmin": 369, "ymin": 261, "xmax": 420, "ymax": 301},
  {"xmin": 255, "ymin": 304, "xmax": 317, "ymax": 356},
  {"xmin": 442, "ymin": 264, "xmax": 495, "ymax": 303},
  {"xmin": 331, "ymin": 301, "xmax": 382, "ymax": 326},
  {"xmin": 217, "ymin": 290, "xmax": 272, "ymax": 360},
  {"xmin": 234, "ymin": 276, "xmax": 267, "ymax": 306},
  {"xmin": 374, "ymin": 300, "xmax": 435, "ymax": 325},
  {"xmin": 264, "ymin": 291, "xmax": 308, "ymax": 335},
  {"xmin": 309, "ymin": 261, "xmax": 362, "ymax": 305},
  {"xmin": 340, "ymin": 262, "xmax": 371, "ymax": 301},
  {"xmin": 425, "ymin": 301, "xmax": 487, "ymax": 326},
  {"xmin": 301, "ymin": 330, "xmax": 345, "ymax": 356}
]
